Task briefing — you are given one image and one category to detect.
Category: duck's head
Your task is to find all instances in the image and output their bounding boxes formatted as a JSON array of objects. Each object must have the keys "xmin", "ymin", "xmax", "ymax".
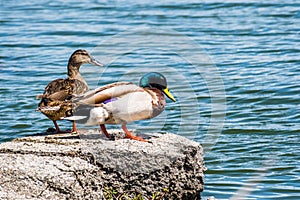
[
  {"xmin": 139, "ymin": 72, "xmax": 176, "ymax": 102},
  {"xmin": 68, "ymin": 49, "xmax": 104, "ymax": 77}
]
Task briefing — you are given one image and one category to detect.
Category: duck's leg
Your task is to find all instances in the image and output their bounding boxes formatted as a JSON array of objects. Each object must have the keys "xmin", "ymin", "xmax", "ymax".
[
  {"xmin": 52, "ymin": 120, "xmax": 71, "ymax": 133},
  {"xmin": 122, "ymin": 124, "xmax": 148, "ymax": 142},
  {"xmin": 100, "ymin": 124, "xmax": 111, "ymax": 138},
  {"xmin": 72, "ymin": 121, "xmax": 77, "ymax": 133},
  {"xmin": 53, "ymin": 120, "xmax": 61, "ymax": 132}
]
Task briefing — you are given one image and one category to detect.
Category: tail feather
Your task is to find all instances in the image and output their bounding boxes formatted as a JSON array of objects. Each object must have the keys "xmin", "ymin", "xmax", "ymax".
[
  {"xmin": 36, "ymin": 94, "xmax": 45, "ymax": 100},
  {"xmin": 36, "ymin": 106, "xmax": 61, "ymax": 112},
  {"xmin": 62, "ymin": 105, "xmax": 109, "ymax": 126},
  {"xmin": 63, "ymin": 116, "xmax": 87, "ymax": 121}
]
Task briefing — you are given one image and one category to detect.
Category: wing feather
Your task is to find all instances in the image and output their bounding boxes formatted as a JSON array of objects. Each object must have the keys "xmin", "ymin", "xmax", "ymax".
[{"xmin": 76, "ymin": 82, "xmax": 144, "ymax": 104}]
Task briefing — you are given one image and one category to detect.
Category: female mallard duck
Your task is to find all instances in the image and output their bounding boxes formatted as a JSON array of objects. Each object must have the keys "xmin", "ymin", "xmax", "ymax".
[
  {"xmin": 36, "ymin": 49, "xmax": 104, "ymax": 133},
  {"xmin": 64, "ymin": 72, "xmax": 176, "ymax": 142}
]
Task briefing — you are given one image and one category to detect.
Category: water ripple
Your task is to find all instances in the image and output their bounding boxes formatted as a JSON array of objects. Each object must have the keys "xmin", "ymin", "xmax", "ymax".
[{"xmin": 1, "ymin": 0, "xmax": 300, "ymax": 199}]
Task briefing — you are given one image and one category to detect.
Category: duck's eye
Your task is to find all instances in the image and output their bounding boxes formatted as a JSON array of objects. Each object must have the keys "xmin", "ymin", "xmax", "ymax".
[{"xmin": 79, "ymin": 52, "xmax": 88, "ymax": 56}]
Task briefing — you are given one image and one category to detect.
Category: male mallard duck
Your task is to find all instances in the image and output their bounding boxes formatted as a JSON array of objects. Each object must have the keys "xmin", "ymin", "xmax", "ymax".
[
  {"xmin": 64, "ymin": 72, "xmax": 176, "ymax": 142},
  {"xmin": 36, "ymin": 49, "xmax": 104, "ymax": 133}
]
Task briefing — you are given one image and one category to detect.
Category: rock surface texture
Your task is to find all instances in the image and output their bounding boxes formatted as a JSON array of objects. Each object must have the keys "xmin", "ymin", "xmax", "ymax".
[{"xmin": 0, "ymin": 130, "xmax": 205, "ymax": 200}]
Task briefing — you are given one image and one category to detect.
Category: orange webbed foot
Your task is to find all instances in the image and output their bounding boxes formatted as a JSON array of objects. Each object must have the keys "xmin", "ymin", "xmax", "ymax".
[{"xmin": 122, "ymin": 124, "xmax": 150, "ymax": 143}]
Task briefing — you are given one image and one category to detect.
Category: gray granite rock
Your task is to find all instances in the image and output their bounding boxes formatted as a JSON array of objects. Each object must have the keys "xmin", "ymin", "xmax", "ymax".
[{"xmin": 0, "ymin": 130, "xmax": 206, "ymax": 199}]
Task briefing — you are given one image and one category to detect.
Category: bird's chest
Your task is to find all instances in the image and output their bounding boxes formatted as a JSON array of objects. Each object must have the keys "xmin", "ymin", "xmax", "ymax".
[
  {"xmin": 66, "ymin": 79, "xmax": 89, "ymax": 95},
  {"xmin": 150, "ymin": 89, "xmax": 166, "ymax": 118}
]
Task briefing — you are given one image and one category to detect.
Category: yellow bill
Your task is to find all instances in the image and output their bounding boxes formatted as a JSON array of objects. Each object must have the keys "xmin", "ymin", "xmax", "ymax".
[{"xmin": 163, "ymin": 87, "xmax": 176, "ymax": 102}]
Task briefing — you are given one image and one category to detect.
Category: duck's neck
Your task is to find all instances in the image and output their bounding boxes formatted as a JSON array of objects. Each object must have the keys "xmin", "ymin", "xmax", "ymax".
[
  {"xmin": 145, "ymin": 88, "xmax": 166, "ymax": 104},
  {"xmin": 67, "ymin": 62, "xmax": 81, "ymax": 79},
  {"xmin": 67, "ymin": 63, "xmax": 87, "ymax": 85}
]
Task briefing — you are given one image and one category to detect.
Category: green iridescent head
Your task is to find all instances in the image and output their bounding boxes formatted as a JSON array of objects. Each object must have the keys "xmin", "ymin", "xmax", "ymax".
[{"xmin": 139, "ymin": 72, "xmax": 176, "ymax": 102}]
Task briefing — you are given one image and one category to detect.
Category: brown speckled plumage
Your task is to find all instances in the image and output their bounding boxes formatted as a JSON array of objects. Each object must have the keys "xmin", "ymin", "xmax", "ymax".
[
  {"xmin": 36, "ymin": 49, "xmax": 104, "ymax": 133},
  {"xmin": 38, "ymin": 78, "xmax": 88, "ymax": 102}
]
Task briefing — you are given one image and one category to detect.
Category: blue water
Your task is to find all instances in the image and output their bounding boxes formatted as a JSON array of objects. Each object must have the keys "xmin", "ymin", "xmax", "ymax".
[{"xmin": 1, "ymin": 0, "xmax": 300, "ymax": 199}]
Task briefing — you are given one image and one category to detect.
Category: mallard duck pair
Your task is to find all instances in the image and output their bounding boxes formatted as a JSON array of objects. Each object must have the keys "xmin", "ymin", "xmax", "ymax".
[{"xmin": 37, "ymin": 50, "xmax": 176, "ymax": 142}]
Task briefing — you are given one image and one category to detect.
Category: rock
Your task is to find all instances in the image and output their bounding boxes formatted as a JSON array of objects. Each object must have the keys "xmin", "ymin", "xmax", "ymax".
[{"xmin": 0, "ymin": 129, "xmax": 206, "ymax": 199}]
